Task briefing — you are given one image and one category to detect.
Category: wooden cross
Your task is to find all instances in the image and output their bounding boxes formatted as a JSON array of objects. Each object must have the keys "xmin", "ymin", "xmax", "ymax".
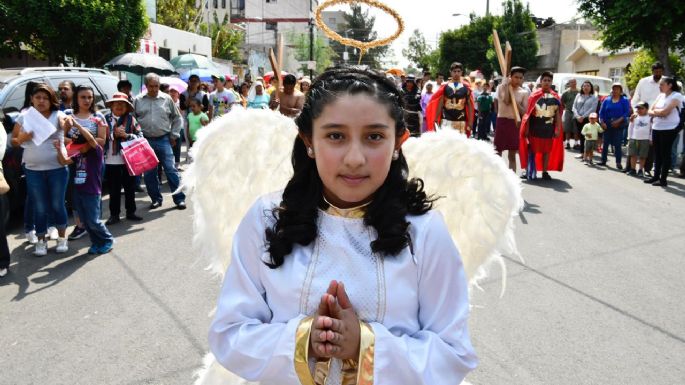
[
  {"xmin": 268, "ymin": 34, "xmax": 284, "ymax": 94},
  {"xmin": 492, "ymin": 30, "xmax": 521, "ymax": 123}
]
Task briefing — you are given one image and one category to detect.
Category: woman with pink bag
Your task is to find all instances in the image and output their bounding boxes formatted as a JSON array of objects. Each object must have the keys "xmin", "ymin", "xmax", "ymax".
[{"xmin": 103, "ymin": 92, "xmax": 143, "ymax": 225}]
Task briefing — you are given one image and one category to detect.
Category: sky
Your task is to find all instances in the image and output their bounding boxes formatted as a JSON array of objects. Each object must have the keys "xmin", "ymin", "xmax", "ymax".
[{"xmin": 323, "ymin": 0, "xmax": 580, "ymax": 68}]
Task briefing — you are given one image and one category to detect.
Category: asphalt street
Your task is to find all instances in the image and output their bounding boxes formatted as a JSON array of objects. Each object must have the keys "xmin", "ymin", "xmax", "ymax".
[{"xmin": 1, "ymin": 148, "xmax": 684, "ymax": 385}]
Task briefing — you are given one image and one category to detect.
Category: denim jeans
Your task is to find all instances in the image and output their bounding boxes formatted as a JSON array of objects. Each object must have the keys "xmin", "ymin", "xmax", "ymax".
[
  {"xmin": 24, "ymin": 167, "xmax": 68, "ymax": 236},
  {"xmin": 601, "ymin": 127, "xmax": 623, "ymax": 165},
  {"xmin": 22, "ymin": 165, "xmax": 55, "ymax": 233},
  {"xmin": 143, "ymin": 136, "xmax": 185, "ymax": 204},
  {"xmin": 73, "ymin": 190, "xmax": 113, "ymax": 247}
]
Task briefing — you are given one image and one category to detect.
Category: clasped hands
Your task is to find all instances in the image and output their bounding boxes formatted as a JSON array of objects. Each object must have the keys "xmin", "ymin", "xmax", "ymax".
[{"xmin": 309, "ymin": 280, "xmax": 360, "ymax": 361}]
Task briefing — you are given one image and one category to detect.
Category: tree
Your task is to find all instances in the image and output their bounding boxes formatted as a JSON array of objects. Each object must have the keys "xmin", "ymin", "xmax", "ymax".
[
  {"xmin": 329, "ymin": 4, "xmax": 388, "ymax": 69},
  {"xmin": 489, "ymin": 0, "xmax": 538, "ymax": 75},
  {"xmin": 2, "ymin": 0, "xmax": 148, "ymax": 66},
  {"xmin": 402, "ymin": 29, "xmax": 432, "ymax": 71},
  {"xmin": 156, "ymin": 0, "xmax": 199, "ymax": 31},
  {"xmin": 438, "ymin": 14, "xmax": 497, "ymax": 78},
  {"xmin": 625, "ymin": 50, "xmax": 685, "ymax": 91},
  {"xmin": 288, "ymin": 32, "xmax": 336, "ymax": 75},
  {"xmin": 199, "ymin": 12, "xmax": 244, "ymax": 61},
  {"xmin": 577, "ymin": 0, "xmax": 685, "ymax": 76}
]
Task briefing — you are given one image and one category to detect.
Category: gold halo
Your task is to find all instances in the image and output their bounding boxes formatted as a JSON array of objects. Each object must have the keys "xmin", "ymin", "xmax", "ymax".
[{"xmin": 315, "ymin": 0, "xmax": 405, "ymax": 65}]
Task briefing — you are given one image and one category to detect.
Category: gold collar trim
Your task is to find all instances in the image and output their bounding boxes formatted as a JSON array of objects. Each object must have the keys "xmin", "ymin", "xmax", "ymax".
[{"xmin": 322, "ymin": 196, "xmax": 370, "ymax": 219}]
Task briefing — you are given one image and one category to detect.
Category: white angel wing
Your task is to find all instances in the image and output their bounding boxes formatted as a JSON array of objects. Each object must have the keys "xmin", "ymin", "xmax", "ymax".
[
  {"xmin": 187, "ymin": 119, "xmax": 521, "ymax": 385},
  {"xmin": 183, "ymin": 108, "xmax": 297, "ymax": 278},
  {"xmin": 403, "ymin": 130, "xmax": 523, "ymax": 285}
]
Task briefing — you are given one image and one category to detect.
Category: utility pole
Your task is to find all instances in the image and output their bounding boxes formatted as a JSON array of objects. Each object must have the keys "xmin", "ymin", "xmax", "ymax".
[
  {"xmin": 309, "ymin": 0, "xmax": 314, "ymax": 78},
  {"xmin": 486, "ymin": 0, "xmax": 490, "ymax": 16}
]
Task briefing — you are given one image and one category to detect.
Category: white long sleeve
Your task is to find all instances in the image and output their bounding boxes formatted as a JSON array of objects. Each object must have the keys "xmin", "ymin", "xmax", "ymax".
[
  {"xmin": 369, "ymin": 212, "xmax": 478, "ymax": 384},
  {"xmin": 208, "ymin": 199, "xmax": 304, "ymax": 383}
]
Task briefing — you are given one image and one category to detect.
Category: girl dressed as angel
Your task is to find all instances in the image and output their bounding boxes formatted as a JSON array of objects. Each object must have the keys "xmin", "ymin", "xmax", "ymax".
[{"xmin": 208, "ymin": 67, "xmax": 478, "ymax": 385}]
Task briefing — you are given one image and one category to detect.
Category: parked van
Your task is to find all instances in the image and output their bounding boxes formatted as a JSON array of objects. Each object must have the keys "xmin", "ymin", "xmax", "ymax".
[{"xmin": 536, "ymin": 73, "xmax": 614, "ymax": 97}]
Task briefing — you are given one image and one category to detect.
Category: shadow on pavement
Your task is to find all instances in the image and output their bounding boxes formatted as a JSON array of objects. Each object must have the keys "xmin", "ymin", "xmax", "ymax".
[
  {"xmin": 523, "ymin": 178, "xmax": 572, "ymax": 193},
  {"xmin": 1, "ymin": 186, "xmax": 185, "ymax": 301}
]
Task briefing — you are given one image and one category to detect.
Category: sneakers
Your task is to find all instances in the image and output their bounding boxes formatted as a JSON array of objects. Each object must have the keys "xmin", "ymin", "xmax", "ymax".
[
  {"xmin": 47, "ymin": 226, "xmax": 59, "ymax": 240},
  {"xmin": 149, "ymin": 201, "xmax": 162, "ymax": 209},
  {"xmin": 68, "ymin": 226, "xmax": 87, "ymax": 240},
  {"xmin": 98, "ymin": 241, "xmax": 114, "ymax": 254},
  {"xmin": 616, "ymin": 163, "xmax": 623, "ymax": 170},
  {"xmin": 626, "ymin": 170, "xmax": 637, "ymax": 176},
  {"xmin": 34, "ymin": 240, "xmax": 48, "ymax": 257},
  {"xmin": 637, "ymin": 169, "xmax": 645, "ymax": 178},
  {"xmin": 88, "ymin": 241, "xmax": 114, "ymax": 255},
  {"xmin": 25, "ymin": 230, "xmax": 38, "ymax": 244},
  {"xmin": 55, "ymin": 238, "xmax": 68, "ymax": 253},
  {"xmin": 176, "ymin": 201, "xmax": 187, "ymax": 210},
  {"xmin": 0, "ymin": 267, "xmax": 7, "ymax": 277}
]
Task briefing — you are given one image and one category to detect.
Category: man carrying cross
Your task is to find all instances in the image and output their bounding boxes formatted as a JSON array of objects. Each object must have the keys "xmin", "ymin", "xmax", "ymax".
[{"xmin": 495, "ymin": 66, "xmax": 529, "ymax": 172}]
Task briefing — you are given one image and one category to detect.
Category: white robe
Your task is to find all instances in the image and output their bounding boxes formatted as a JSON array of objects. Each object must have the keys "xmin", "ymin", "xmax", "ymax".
[{"xmin": 208, "ymin": 193, "xmax": 478, "ymax": 385}]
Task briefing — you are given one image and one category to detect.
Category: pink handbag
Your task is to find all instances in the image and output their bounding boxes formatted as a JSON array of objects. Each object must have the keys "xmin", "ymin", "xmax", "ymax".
[{"xmin": 120, "ymin": 138, "xmax": 159, "ymax": 176}]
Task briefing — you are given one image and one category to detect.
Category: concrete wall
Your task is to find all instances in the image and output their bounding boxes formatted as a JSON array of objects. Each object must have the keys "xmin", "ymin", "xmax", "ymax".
[
  {"xmin": 149, "ymin": 23, "xmax": 212, "ymax": 59},
  {"xmin": 557, "ymin": 28, "xmax": 597, "ymax": 73}
]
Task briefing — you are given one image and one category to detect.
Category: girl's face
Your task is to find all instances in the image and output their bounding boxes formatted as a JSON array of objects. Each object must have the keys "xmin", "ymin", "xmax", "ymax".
[
  {"xmin": 310, "ymin": 94, "xmax": 398, "ymax": 208},
  {"xmin": 77, "ymin": 90, "xmax": 94, "ymax": 111},
  {"xmin": 241, "ymin": 84, "xmax": 249, "ymax": 95},
  {"xmin": 111, "ymin": 101, "xmax": 127, "ymax": 116},
  {"xmin": 31, "ymin": 91, "xmax": 52, "ymax": 113},
  {"xmin": 190, "ymin": 102, "xmax": 202, "ymax": 113}
]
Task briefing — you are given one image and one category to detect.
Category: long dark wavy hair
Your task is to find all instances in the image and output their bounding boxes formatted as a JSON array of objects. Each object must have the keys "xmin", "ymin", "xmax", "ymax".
[{"xmin": 264, "ymin": 67, "xmax": 436, "ymax": 268}]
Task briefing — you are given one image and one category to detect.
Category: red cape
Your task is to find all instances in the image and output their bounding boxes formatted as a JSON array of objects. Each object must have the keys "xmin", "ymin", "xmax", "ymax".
[
  {"xmin": 425, "ymin": 81, "xmax": 475, "ymax": 133},
  {"xmin": 519, "ymin": 88, "xmax": 565, "ymax": 172}
]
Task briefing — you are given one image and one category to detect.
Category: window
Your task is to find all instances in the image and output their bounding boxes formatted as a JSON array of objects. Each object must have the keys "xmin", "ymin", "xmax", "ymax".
[
  {"xmin": 213, "ymin": 0, "xmax": 218, "ymax": 8},
  {"xmin": 265, "ymin": 21, "xmax": 277, "ymax": 30},
  {"xmin": 609, "ymin": 67, "xmax": 625, "ymax": 83},
  {"xmin": 222, "ymin": 0, "xmax": 226, "ymax": 8},
  {"xmin": 266, "ymin": 0, "xmax": 276, "ymax": 3}
]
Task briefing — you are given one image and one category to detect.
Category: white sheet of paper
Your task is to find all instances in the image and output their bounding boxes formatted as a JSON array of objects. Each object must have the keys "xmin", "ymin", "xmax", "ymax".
[{"xmin": 22, "ymin": 107, "xmax": 57, "ymax": 146}]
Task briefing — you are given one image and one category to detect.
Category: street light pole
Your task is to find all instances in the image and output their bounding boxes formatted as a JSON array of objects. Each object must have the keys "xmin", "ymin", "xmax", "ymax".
[
  {"xmin": 307, "ymin": 0, "xmax": 314, "ymax": 78},
  {"xmin": 486, "ymin": 0, "xmax": 490, "ymax": 16}
]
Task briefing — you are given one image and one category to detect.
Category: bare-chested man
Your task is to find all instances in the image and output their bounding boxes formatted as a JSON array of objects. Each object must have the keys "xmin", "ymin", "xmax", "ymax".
[{"xmin": 269, "ymin": 74, "xmax": 305, "ymax": 118}]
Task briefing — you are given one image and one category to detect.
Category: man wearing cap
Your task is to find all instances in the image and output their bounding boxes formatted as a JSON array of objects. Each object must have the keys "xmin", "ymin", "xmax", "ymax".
[
  {"xmin": 269, "ymin": 74, "xmax": 304, "ymax": 118},
  {"xmin": 209, "ymin": 75, "xmax": 237, "ymax": 120},
  {"xmin": 133, "ymin": 73, "xmax": 186, "ymax": 210},
  {"xmin": 599, "ymin": 82, "xmax": 631, "ymax": 169},
  {"xmin": 402, "ymin": 75, "xmax": 422, "ymax": 136}
]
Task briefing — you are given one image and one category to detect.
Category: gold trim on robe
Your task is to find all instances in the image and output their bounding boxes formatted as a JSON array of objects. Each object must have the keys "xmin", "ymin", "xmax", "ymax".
[
  {"xmin": 356, "ymin": 321, "xmax": 375, "ymax": 385},
  {"xmin": 322, "ymin": 197, "xmax": 370, "ymax": 219},
  {"xmin": 295, "ymin": 316, "xmax": 317, "ymax": 385}
]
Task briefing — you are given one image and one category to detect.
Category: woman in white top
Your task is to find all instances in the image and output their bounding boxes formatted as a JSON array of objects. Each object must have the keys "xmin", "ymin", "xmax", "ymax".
[
  {"xmin": 11, "ymin": 84, "xmax": 71, "ymax": 255},
  {"xmin": 645, "ymin": 77, "xmax": 683, "ymax": 186}
]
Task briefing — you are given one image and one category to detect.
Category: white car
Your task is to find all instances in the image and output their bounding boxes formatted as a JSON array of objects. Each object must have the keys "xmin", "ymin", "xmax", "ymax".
[{"xmin": 536, "ymin": 73, "xmax": 614, "ymax": 97}]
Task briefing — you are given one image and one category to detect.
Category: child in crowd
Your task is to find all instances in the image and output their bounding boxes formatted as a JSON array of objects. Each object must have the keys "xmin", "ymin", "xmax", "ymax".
[
  {"xmin": 626, "ymin": 101, "xmax": 652, "ymax": 177},
  {"xmin": 581, "ymin": 112, "xmax": 603, "ymax": 164},
  {"xmin": 55, "ymin": 117, "xmax": 114, "ymax": 254},
  {"xmin": 476, "ymin": 83, "xmax": 494, "ymax": 140},
  {"xmin": 187, "ymin": 98, "xmax": 209, "ymax": 147}
]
